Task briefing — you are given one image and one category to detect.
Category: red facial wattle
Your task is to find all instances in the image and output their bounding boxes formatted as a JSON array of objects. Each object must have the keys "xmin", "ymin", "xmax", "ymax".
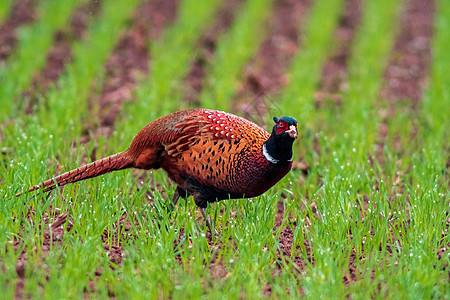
[{"xmin": 276, "ymin": 120, "xmax": 289, "ymax": 134}]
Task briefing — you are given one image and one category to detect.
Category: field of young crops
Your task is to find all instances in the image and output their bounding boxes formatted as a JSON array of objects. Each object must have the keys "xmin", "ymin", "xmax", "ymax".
[{"xmin": 1, "ymin": 0, "xmax": 448, "ymax": 298}]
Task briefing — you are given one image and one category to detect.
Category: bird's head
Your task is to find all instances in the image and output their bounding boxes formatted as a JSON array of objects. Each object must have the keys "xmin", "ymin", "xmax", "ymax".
[{"xmin": 272, "ymin": 116, "xmax": 298, "ymax": 140}]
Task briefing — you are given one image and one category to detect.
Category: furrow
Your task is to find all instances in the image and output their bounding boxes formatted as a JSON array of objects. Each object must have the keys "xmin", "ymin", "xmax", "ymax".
[
  {"xmin": 315, "ymin": 0, "xmax": 363, "ymax": 108},
  {"xmin": 303, "ymin": 0, "xmax": 362, "ymax": 164},
  {"xmin": 24, "ymin": 0, "xmax": 103, "ymax": 113},
  {"xmin": 0, "ymin": 0, "xmax": 36, "ymax": 63},
  {"xmin": 337, "ymin": 0, "xmax": 403, "ymax": 151},
  {"xmin": 276, "ymin": 0, "xmax": 345, "ymax": 123},
  {"xmin": 0, "ymin": 0, "xmax": 86, "ymax": 122},
  {"xmin": 90, "ymin": 0, "xmax": 179, "ymax": 138},
  {"xmin": 199, "ymin": 0, "xmax": 274, "ymax": 110},
  {"xmin": 232, "ymin": 0, "xmax": 312, "ymax": 123},
  {"xmin": 182, "ymin": 0, "xmax": 243, "ymax": 106},
  {"xmin": 375, "ymin": 0, "xmax": 435, "ymax": 165},
  {"xmin": 379, "ymin": 0, "xmax": 435, "ymax": 107},
  {"xmin": 39, "ymin": 0, "xmax": 141, "ymax": 139}
]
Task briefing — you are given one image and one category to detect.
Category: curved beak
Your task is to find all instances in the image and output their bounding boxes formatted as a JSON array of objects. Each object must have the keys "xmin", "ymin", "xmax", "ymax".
[{"xmin": 286, "ymin": 125, "xmax": 298, "ymax": 139}]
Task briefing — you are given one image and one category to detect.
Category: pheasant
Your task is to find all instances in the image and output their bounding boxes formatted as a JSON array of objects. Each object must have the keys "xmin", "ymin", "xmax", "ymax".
[{"xmin": 17, "ymin": 109, "xmax": 298, "ymax": 234}]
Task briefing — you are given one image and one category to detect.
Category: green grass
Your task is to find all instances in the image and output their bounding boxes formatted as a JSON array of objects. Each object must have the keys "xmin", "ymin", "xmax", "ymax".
[
  {"xmin": 1, "ymin": 0, "xmax": 449, "ymax": 298},
  {"xmin": 293, "ymin": 0, "xmax": 450, "ymax": 298},
  {"xmin": 403, "ymin": 2, "xmax": 450, "ymax": 296},
  {"xmin": 199, "ymin": 0, "xmax": 273, "ymax": 110},
  {"xmin": 0, "ymin": 0, "xmax": 14, "ymax": 22},
  {"xmin": 295, "ymin": 0, "xmax": 405, "ymax": 297},
  {"xmin": 0, "ymin": 0, "xmax": 86, "ymax": 122}
]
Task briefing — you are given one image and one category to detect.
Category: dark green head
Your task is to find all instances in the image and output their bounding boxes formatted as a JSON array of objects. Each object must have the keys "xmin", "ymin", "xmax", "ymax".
[
  {"xmin": 263, "ymin": 116, "xmax": 298, "ymax": 164},
  {"xmin": 273, "ymin": 116, "xmax": 298, "ymax": 139}
]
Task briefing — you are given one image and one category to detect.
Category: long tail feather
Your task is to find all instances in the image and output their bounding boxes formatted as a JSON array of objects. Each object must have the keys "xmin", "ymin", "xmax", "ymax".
[{"xmin": 16, "ymin": 152, "xmax": 133, "ymax": 197}]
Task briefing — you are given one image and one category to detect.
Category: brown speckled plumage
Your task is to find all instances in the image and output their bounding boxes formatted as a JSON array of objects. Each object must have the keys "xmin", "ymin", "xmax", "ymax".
[{"xmin": 18, "ymin": 109, "xmax": 298, "ymax": 234}]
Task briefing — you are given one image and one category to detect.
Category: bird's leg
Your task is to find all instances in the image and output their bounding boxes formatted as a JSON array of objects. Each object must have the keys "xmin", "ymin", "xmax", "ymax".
[
  {"xmin": 169, "ymin": 186, "xmax": 187, "ymax": 212},
  {"xmin": 170, "ymin": 188, "xmax": 180, "ymax": 209},
  {"xmin": 194, "ymin": 195, "xmax": 219, "ymax": 237},
  {"xmin": 200, "ymin": 207, "xmax": 219, "ymax": 237}
]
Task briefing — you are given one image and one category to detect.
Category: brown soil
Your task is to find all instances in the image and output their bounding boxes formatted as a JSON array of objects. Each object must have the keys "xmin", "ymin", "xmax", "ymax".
[
  {"xmin": 24, "ymin": 0, "xmax": 102, "ymax": 113},
  {"xmin": 380, "ymin": 0, "xmax": 434, "ymax": 107},
  {"xmin": 9, "ymin": 0, "xmax": 436, "ymax": 295},
  {"xmin": 376, "ymin": 0, "xmax": 434, "ymax": 162},
  {"xmin": 315, "ymin": 0, "xmax": 362, "ymax": 108},
  {"xmin": 312, "ymin": 0, "xmax": 362, "ymax": 158},
  {"xmin": 0, "ymin": 0, "xmax": 36, "ymax": 64},
  {"xmin": 234, "ymin": 0, "xmax": 312, "ymax": 123},
  {"xmin": 13, "ymin": 208, "xmax": 75, "ymax": 299},
  {"xmin": 95, "ymin": 0, "xmax": 179, "ymax": 136},
  {"xmin": 183, "ymin": 0, "xmax": 243, "ymax": 106}
]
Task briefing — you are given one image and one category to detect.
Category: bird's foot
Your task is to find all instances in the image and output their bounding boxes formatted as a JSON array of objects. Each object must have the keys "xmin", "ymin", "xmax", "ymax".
[{"xmin": 201, "ymin": 207, "xmax": 219, "ymax": 238}]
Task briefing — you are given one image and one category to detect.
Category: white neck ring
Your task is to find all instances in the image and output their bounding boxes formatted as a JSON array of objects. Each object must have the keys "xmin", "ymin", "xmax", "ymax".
[{"xmin": 263, "ymin": 144, "xmax": 279, "ymax": 164}]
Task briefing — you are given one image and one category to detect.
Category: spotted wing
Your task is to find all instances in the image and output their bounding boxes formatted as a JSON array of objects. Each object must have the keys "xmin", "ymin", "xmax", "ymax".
[{"xmin": 163, "ymin": 109, "xmax": 270, "ymax": 190}]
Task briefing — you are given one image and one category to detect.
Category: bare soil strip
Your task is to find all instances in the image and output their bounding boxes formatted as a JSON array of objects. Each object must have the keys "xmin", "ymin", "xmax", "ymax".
[
  {"xmin": 94, "ymin": 0, "xmax": 179, "ymax": 136},
  {"xmin": 183, "ymin": 0, "xmax": 243, "ymax": 106},
  {"xmin": 0, "ymin": 0, "xmax": 36, "ymax": 64},
  {"xmin": 24, "ymin": 0, "xmax": 102, "ymax": 113},
  {"xmin": 376, "ymin": 0, "xmax": 434, "ymax": 162},
  {"xmin": 232, "ymin": 0, "xmax": 312, "ymax": 122},
  {"xmin": 380, "ymin": 0, "xmax": 434, "ymax": 107},
  {"xmin": 315, "ymin": 0, "xmax": 362, "ymax": 108}
]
